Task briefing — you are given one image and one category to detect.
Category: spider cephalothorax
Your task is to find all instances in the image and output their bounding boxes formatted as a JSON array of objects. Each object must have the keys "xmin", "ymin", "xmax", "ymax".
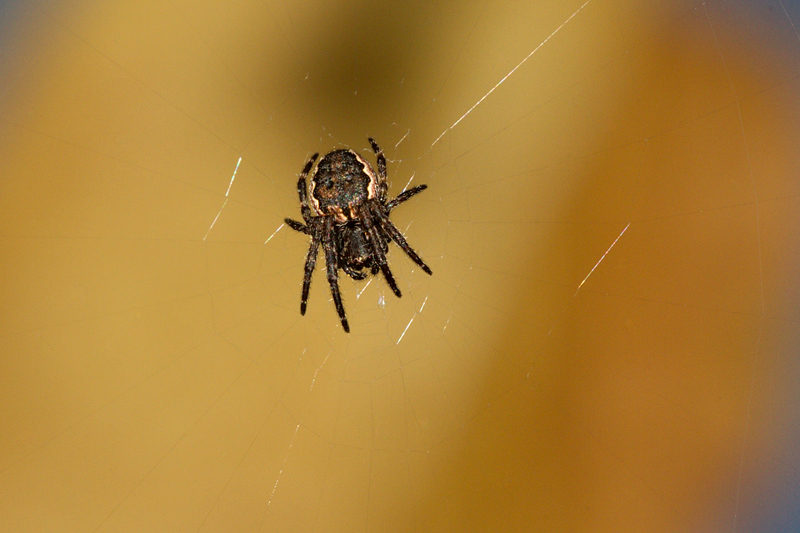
[{"xmin": 284, "ymin": 138, "xmax": 432, "ymax": 332}]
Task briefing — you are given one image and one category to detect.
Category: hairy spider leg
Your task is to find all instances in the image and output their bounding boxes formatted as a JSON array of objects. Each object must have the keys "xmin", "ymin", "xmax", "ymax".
[
  {"xmin": 322, "ymin": 216, "xmax": 349, "ymax": 332},
  {"xmin": 357, "ymin": 204, "xmax": 402, "ymax": 297},
  {"xmin": 284, "ymin": 218, "xmax": 309, "ymax": 233},
  {"xmin": 371, "ymin": 202, "xmax": 433, "ymax": 275},
  {"xmin": 368, "ymin": 137, "xmax": 388, "ymax": 203},
  {"xmin": 298, "ymin": 153, "xmax": 318, "ymax": 224},
  {"xmin": 284, "ymin": 153, "xmax": 320, "ymax": 232},
  {"xmin": 299, "ymin": 221, "xmax": 322, "ymax": 316},
  {"xmin": 386, "ymin": 184, "xmax": 427, "ymax": 213}
]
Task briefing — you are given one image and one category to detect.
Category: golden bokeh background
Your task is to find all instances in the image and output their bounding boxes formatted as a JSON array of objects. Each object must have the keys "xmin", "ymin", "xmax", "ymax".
[{"xmin": 1, "ymin": 0, "xmax": 799, "ymax": 531}]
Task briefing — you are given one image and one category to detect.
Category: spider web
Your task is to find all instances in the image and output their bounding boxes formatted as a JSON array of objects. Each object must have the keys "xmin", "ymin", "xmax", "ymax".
[{"xmin": 1, "ymin": 0, "xmax": 799, "ymax": 531}]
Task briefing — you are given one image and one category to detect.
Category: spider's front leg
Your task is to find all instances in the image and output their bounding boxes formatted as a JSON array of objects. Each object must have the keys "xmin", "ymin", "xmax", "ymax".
[
  {"xmin": 322, "ymin": 217, "xmax": 350, "ymax": 332},
  {"xmin": 357, "ymin": 204, "xmax": 402, "ymax": 298},
  {"xmin": 372, "ymin": 203, "xmax": 432, "ymax": 275},
  {"xmin": 300, "ymin": 222, "xmax": 323, "ymax": 315}
]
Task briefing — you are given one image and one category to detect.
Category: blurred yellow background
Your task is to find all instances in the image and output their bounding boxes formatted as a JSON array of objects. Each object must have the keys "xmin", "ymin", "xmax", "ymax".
[{"xmin": 1, "ymin": 0, "xmax": 799, "ymax": 531}]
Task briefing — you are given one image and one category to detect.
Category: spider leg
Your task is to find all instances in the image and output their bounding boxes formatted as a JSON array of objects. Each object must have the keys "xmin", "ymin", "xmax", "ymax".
[
  {"xmin": 321, "ymin": 217, "xmax": 349, "ymax": 332},
  {"xmin": 300, "ymin": 221, "xmax": 322, "ymax": 316},
  {"xmin": 368, "ymin": 137, "xmax": 388, "ymax": 203},
  {"xmin": 386, "ymin": 184, "xmax": 427, "ymax": 213},
  {"xmin": 357, "ymin": 204, "xmax": 402, "ymax": 298},
  {"xmin": 284, "ymin": 217, "xmax": 310, "ymax": 234},
  {"xmin": 371, "ymin": 203, "xmax": 432, "ymax": 275},
  {"xmin": 297, "ymin": 153, "xmax": 319, "ymax": 225}
]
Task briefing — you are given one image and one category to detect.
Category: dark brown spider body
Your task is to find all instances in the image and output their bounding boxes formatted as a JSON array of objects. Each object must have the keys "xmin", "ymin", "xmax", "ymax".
[
  {"xmin": 309, "ymin": 149, "xmax": 377, "ymax": 223},
  {"xmin": 337, "ymin": 222, "xmax": 381, "ymax": 276},
  {"xmin": 284, "ymin": 138, "xmax": 432, "ymax": 332}
]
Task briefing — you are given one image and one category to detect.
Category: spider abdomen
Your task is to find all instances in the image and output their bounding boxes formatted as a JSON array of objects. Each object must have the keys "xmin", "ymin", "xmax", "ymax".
[{"xmin": 310, "ymin": 149, "xmax": 377, "ymax": 223}]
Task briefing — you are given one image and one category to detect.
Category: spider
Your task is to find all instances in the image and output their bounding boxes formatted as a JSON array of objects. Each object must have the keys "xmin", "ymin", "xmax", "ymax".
[{"xmin": 284, "ymin": 137, "xmax": 432, "ymax": 332}]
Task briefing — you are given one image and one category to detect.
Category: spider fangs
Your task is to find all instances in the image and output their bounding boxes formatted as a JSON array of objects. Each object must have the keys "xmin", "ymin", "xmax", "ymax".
[{"xmin": 284, "ymin": 138, "xmax": 432, "ymax": 332}]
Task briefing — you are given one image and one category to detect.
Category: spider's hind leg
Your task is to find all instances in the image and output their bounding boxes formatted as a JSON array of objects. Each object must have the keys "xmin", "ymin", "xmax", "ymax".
[
  {"xmin": 296, "ymin": 153, "xmax": 319, "ymax": 225},
  {"xmin": 386, "ymin": 184, "xmax": 427, "ymax": 213},
  {"xmin": 368, "ymin": 138, "xmax": 388, "ymax": 202}
]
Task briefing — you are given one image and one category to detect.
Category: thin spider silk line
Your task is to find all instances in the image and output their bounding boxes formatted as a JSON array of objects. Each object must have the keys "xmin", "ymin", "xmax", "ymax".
[
  {"xmin": 573, "ymin": 222, "xmax": 630, "ymax": 297},
  {"xmin": 430, "ymin": 0, "xmax": 593, "ymax": 148},
  {"xmin": 203, "ymin": 157, "xmax": 242, "ymax": 241}
]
